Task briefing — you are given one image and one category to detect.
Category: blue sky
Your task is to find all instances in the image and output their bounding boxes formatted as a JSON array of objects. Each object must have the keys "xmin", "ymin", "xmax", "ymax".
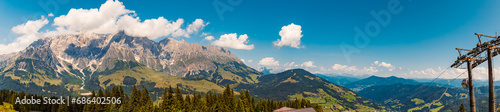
[{"xmin": 1, "ymin": 0, "xmax": 500, "ymax": 80}]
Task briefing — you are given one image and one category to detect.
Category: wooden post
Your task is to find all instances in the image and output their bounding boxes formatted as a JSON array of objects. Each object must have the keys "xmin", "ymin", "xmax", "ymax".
[
  {"xmin": 468, "ymin": 60, "xmax": 476, "ymax": 112},
  {"xmin": 488, "ymin": 48, "xmax": 495, "ymax": 112}
]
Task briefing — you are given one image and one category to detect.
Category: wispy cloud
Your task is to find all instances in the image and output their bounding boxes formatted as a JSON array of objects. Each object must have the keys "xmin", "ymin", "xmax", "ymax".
[
  {"xmin": 301, "ymin": 61, "xmax": 317, "ymax": 68},
  {"xmin": 204, "ymin": 36, "xmax": 215, "ymax": 41},
  {"xmin": 258, "ymin": 57, "xmax": 279, "ymax": 66}
]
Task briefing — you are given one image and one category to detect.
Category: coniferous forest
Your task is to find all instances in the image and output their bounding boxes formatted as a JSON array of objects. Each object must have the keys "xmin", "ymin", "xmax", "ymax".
[{"xmin": 0, "ymin": 84, "xmax": 323, "ymax": 112}]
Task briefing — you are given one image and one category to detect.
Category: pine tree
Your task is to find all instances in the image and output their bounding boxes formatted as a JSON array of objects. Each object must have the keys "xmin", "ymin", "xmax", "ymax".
[
  {"xmin": 459, "ymin": 103, "xmax": 466, "ymax": 112},
  {"xmin": 83, "ymin": 90, "xmax": 96, "ymax": 111},
  {"xmin": 119, "ymin": 95, "xmax": 130, "ymax": 112},
  {"xmin": 56, "ymin": 103, "xmax": 68, "ymax": 112},
  {"xmin": 95, "ymin": 89, "xmax": 105, "ymax": 111},
  {"xmin": 119, "ymin": 86, "xmax": 125, "ymax": 97},
  {"xmin": 129, "ymin": 85, "xmax": 141, "ymax": 111},
  {"xmin": 112, "ymin": 86, "xmax": 120, "ymax": 97},
  {"xmin": 141, "ymin": 86, "xmax": 152, "ymax": 105},
  {"xmin": 175, "ymin": 85, "xmax": 183, "ymax": 109},
  {"xmin": 184, "ymin": 94, "xmax": 191, "ymax": 111},
  {"xmin": 160, "ymin": 88, "xmax": 169, "ymax": 111},
  {"xmin": 140, "ymin": 86, "xmax": 153, "ymax": 111},
  {"xmin": 167, "ymin": 85, "xmax": 175, "ymax": 110}
]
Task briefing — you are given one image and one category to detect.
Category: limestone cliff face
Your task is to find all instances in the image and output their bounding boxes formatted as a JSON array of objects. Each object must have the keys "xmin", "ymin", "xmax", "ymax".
[
  {"xmin": 0, "ymin": 52, "xmax": 20, "ymax": 70},
  {"xmin": 0, "ymin": 31, "xmax": 245, "ymax": 78}
]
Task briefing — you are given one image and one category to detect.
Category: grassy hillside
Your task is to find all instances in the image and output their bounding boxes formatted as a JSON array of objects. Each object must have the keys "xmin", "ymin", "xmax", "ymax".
[
  {"xmin": 85, "ymin": 59, "xmax": 226, "ymax": 98},
  {"xmin": 0, "ymin": 102, "xmax": 16, "ymax": 112},
  {"xmin": 0, "ymin": 58, "xmax": 228, "ymax": 97},
  {"xmin": 0, "ymin": 57, "xmax": 79, "ymax": 96},
  {"xmin": 357, "ymin": 84, "xmax": 500, "ymax": 111},
  {"xmin": 237, "ymin": 69, "xmax": 381, "ymax": 112},
  {"xmin": 187, "ymin": 62, "xmax": 262, "ymax": 86}
]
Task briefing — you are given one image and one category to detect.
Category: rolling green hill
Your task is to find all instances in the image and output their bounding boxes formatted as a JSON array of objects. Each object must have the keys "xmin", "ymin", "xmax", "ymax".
[
  {"xmin": 237, "ymin": 69, "xmax": 381, "ymax": 111},
  {"xmin": 87, "ymin": 59, "xmax": 225, "ymax": 94},
  {"xmin": 438, "ymin": 96, "xmax": 500, "ymax": 112},
  {"xmin": 357, "ymin": 84, "xmax": 500, "ymax": 111},
  {"xmin": 0, "ymin": 57, "xmax": 78, "ymax": 96}
]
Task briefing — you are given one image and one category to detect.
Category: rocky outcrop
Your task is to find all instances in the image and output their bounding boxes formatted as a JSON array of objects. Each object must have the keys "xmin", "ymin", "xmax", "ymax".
[
  {"xmin": 0, "ymin": 52, "xmax": 20, "ymax": 70},
  {"xmin": 2, "ymin": 31, "xmax": 247, "ymax": 78}
]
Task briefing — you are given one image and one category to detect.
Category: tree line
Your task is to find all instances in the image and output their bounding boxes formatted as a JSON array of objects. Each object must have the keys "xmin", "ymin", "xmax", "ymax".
[{"xmin": 0, "ymin": 84, "xmax": 323, "ymax": 112}]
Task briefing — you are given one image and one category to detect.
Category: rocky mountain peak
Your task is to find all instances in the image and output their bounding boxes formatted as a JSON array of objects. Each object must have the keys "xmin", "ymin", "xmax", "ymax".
[{"xmin": 1, "ymin": 32, "xmax": 245, "ymax": 77}]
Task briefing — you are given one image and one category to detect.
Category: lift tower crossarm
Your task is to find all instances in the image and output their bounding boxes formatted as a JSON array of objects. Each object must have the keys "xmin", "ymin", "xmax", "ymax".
[
  {"xmin": 451, "ymin": 33, "xmax": 500, "ymax": 69},
  {"xmin": 456, "ymin": 48, "xmax": 472, "ymax": 57},
  {"xmin": 476, "ymin": 33, "xmax": 499, "ymax": 39}
]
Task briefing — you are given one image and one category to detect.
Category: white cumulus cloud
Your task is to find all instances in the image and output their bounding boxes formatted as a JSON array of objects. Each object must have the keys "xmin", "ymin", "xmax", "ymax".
[
  {"xmin": 53, "ymin": 0, "xmax": 133, "ymax": 34},
  {"xmin": 258, "ymin": 57, "xmax": 279, "ymax": 66},
  {"xmin": 212, "ymin": 33, "xmax": 254, "ymax": 50},
  {"xmin": 301, "ymin": 61, "xmax": 317, "ymax": 68},
  {"xmin": 0, "ymin": 16, "xmax": 49, "ymax": 55},
  {"xmin": 186, "ymin": 19, "xmax": 208, "ymax": 35},
  {"xmin": 12, "ymin": 17, "xmax": 49, "ymax": 35},
  {"xmin": 53, "ymin": 0, "xmax": 207, "ymax": 40},
  {"xmin": 273, "ymin": 23, "xmax": 303, "ymax": 48},
  {"xmin": 0, "ymin": 0, "xmax": 209, "ymax": 55}
]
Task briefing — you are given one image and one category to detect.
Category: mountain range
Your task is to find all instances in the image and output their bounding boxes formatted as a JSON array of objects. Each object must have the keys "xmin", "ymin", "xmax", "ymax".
[
  {"xmin": 9, "ymin": 31, "xmax": 496, "ymax": 111},
  {"xmin": 0, "ymin": 31, "xmax": 263, "ymax": 95},
  {"xmin": 0, "ymin": 31, "xmax": 382, "ymax": 111},
  {"xmin": 315, "ymin": 74, "xmax": 500, "ymax": 111}
]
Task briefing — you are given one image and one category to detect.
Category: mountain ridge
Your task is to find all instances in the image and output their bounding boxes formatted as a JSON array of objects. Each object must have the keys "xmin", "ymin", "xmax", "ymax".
[
  {"xmin": 237, "ymin": 69, "xmax": 381, "ymax": 111},
  {"xmin": 344, "ymin": 75, "xmax": 421, "ymax": 92},
  {"xmin": 0, "ymin": 32, "xmax": 383, "ymax": 111},
  {"xmin": 0, "ymin": 31, "xmax": 260, "ymax": 95}
]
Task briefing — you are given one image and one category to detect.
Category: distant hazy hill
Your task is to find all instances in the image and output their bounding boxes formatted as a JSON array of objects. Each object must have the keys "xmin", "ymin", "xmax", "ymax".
[
  {"xmin": 315, "ymin": 74, "xmax": 360, "ymax": 86},
  {"xmin": 358, "ymin": 84, "xmax": 499, "ymax": 111},
  {"xmin": 415, "ymin": 78, "xmax": 500, "ymax": 88},
  {"xmin": 345, "ymin": 75, "xmax": 421, "ymax": 92},
  {"xmin": 237, "ymin": 69, "xmax": 380, "ymax": 111}
]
